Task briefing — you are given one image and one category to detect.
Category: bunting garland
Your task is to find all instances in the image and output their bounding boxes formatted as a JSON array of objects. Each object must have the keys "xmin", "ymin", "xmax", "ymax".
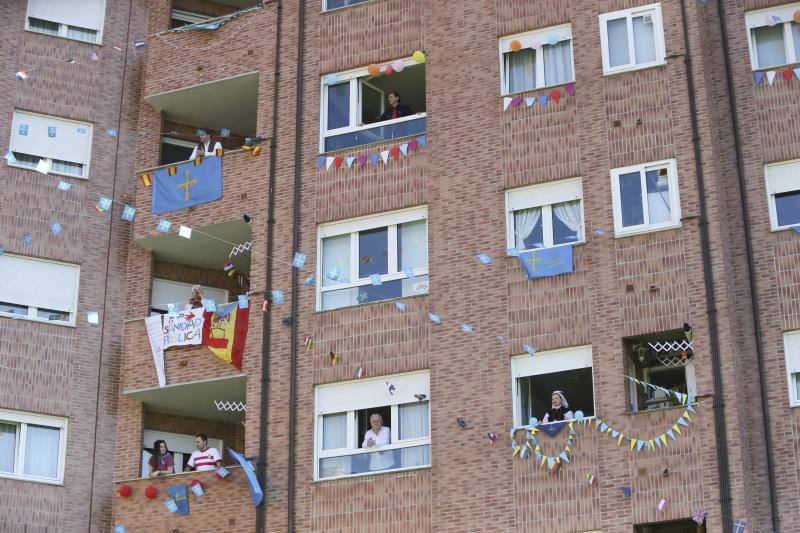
[
  {"xmin": 503, "ymin": 83, "xmax": 576, "ymax": 113},
  {"xmin": 754, "ymin": 67, "xmax": 800, "ymax": 86},
  {"xmin": 316, "ymin": 135, "xmax": 426, "ymax": 172}
]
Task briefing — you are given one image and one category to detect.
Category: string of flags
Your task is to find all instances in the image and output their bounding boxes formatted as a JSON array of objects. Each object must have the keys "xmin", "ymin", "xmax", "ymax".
[
  {"xmin": 753, "ymin": 67, "xmax": 800, "ymax": 86},
  {"xmin": 503, "ymin": 83, "xmax": 576, "ymax": 112},
  {"xmin": 316, "ymin": 136, "xmax": 426, "ymax": 172}
]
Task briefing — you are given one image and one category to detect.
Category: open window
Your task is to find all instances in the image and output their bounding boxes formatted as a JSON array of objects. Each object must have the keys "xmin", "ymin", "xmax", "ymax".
[
  {"xmin": 599, "ymin": 3, "xmax": 666, "ymax": 75},
  {"xmin": 511, "ymin": 345, "xmax": 594, "ymax": 427},
  {"xmin": 610, "ymin": 159, "xmax": 681, "ymax": 237},
  {"xmin": 634, "ymin": 519, "xmax": 706, "ymax": 533},
  {"xmin": 499, "ymin": 24, "xmax": 575, "ymax": 95},
  {"xmin": 764, "ymin": 159, "xmax": 800, "ymax": 230},
  {"xmin": 317, "ymin": 206, "xmax": 428, "ymax": 311},
  {"xmin": 624, "ymin": 329, "xmax": 696, "ymax": 413},
  {"xmin": 314, "ymin": 371, "xmax": 431, "ymax": 481},
  {"xmin": 745, "ymin": 3, "xmax": 800, "ymax": 70},
  {"xmin": 320, "ymin": 58, "xmax": 426, "ymax": 152}
]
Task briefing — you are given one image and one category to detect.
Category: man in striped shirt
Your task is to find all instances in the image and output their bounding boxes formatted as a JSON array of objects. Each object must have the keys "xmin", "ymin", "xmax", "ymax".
[{"xmin": 184, "ymin": 434, "xmax": 222, "ymax": 472}]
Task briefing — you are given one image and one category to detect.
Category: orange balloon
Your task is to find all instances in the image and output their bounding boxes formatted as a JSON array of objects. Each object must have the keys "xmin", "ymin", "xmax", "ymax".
[
  {"xmin": 794, "ymin": 10, "xmax": 800, "ymax": 23},
  {"xmin": 367, "ymin": 63, "xmax": 380, "ymax": 76},
  {"xmin": 510, "ymin": 40, "xmax": 522, "ymax": 52}
]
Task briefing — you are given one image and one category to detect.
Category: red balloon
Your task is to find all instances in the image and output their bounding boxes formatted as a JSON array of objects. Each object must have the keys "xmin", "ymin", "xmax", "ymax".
[
  {"xmin": 550, "ymin": 89, "xmax": 561, "ymax": 104},
  {"xmin": 118, "ymin": 484, "xmax": 132, "ymax": 498},
  {"xmin": 385, "ymin": 65, "xmax": 393, "ymax": 76},
  {"xmin": 144, "ymin": 486, "xmax": 158, "ymax": 499}
]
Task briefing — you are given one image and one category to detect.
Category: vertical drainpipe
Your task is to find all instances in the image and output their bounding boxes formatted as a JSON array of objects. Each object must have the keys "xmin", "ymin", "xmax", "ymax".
[{"xmin": 677, "ymin": 0, "xmax": 734, "ymax": 529}]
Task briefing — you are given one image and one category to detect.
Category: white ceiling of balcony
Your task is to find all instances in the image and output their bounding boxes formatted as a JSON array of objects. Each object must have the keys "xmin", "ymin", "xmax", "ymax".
[
  {"xmin": 145, "ymin": 72, "xmax": 259, "ymax": 136},
  {"xmin": 216, "ymin": 0, "xmax": 261, "ymax": 6},
  {"xmin": 126, "ymin": 375, "xmax": 246, "ymax": 423},
  {"xmin": 138, "ymin": 219, "xmax": 251, "ymax": 273}
]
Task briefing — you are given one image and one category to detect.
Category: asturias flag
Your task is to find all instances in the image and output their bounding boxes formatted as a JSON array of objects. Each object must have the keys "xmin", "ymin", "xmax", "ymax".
[
  {"xmin": 152, "ymin": 156, "xmax": 222, "ymax": 214},
  {"xmin": 517, "ymin": 246, "xmax": 574, "ymax": 279},
  {"xmin": 202, "ymin": 301, "xmax": 249, "ymax": 370}
]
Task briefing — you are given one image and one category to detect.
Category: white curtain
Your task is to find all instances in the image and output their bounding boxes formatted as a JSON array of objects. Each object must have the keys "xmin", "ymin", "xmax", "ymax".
[
  {"xmin": 552, "ymin": 201, "xmax": 582, "ymax": 241},
  {"xmin": 513, "ymin": 207, "xmax": 542, "ymax": 250},
  {"xmin": 0, "ymin": 423, "xmax": 16, "ymax": 473},
  {"xmin": 632, "ymin": 15, "xmax": 657, "ymax": 64},
  {"xmin": 23, "ymin": 425, "xmax": 60, "ymax": 478},
  {"xmin": 320, "ymin": 413, "xmax": 350, "ymax": 478},
  {"xmin": 507, "ymin": 49, "xmax": 536, "ymax": 93},
  {"xmin": 399, "ymin": 402, "xmax": 430, "ymax": 467},
  {"xmin": 607, "ymin": 17, "xmax": 630, "ymax": 67},
  {"xmin": 543, "ymin": 41, "xmax": 573, "ymax": 86},
  {"xmin": 753, "ymin": 25, "xmax": 786, "ymax": 68},
  {"xmin": 645, "ymin": 170, "xmax": 672, "ymax": 224},
  {"xmin": 399, "ymin": 220, "xmax": 428, "ymax": 271}
]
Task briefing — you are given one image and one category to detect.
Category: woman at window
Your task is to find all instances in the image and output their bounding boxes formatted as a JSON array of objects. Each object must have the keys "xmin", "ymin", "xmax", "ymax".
[
  {"xmin": 148, "ymin": 439, "xmax": 175, "ymax": 477},
  {"xmin": 187, "ymin": 285, "xmax": 204, "ymax": 309},
  {"xmin": 361, "ymin": 413, "xmax": 395, "ymax": 471},
  {"xmin": 542, "ymin": 390, "xmax": 574, "ymax": 423}
]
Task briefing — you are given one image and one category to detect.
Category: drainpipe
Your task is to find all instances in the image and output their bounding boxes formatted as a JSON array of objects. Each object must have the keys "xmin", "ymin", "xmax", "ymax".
[
  {"xmin": 287, "ymin": 0, "xmax": 308, "ymax": 530},
  {"xmin": 713, "ymin": 1, "xmax": 780, "ymax": 530},
  {"xmin": 677, "ymin": 0, "xmax": 734, "ymax": 529},
  {"xmin": 256, "ymin": 0, "xmax": 283, "ymax": 531}
]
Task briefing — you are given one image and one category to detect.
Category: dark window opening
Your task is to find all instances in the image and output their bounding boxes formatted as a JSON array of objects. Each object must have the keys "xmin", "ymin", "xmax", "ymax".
[
  {"xmin": 624, "ymin": 329, "xmax": 694, "ymax": 413},
  {"xmin": 517, "ymin": 367, "xmax": 594, "ymax": 425},
  {"xmin": 634, "ymin": 518, "xmax": 706, "ymax": 533}
]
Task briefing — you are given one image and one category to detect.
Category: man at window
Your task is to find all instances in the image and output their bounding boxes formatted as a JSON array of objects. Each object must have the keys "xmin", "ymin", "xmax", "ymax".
[
  {"xmin": 362, "ymin": 413, "xmax": 394, "ymax": 471},
  {"xmin": 184, "ymin": 434, "xmax": 222, "ymax": 472},
  {"xmin": 379, "ymin": 91, "xmax": 413, "ymax": 122},
  {"xmin": 542, "ymin": 390, "xmax": 574, "ymax": 423},
  {"xmin": 189, "ymin": 129, "xmax": 223, "ymax": 160}
]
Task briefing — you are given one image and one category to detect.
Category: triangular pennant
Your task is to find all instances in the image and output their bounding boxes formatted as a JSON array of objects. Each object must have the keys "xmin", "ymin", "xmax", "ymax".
[
  {"xmin": 564, "ymin": 83, "xmax": 576, "ymax": 95},
  {"xmin": 390, "ymin": 146, "xmax": 400, "ymax": 160},
  {"xmin": 636, "ymin": 440, "xmax": 645, "ymax": 452},
  {"xmin": 594, "ymin": 418, "xmax": 600, "ymax": 428},
  {"xmin": 380, "ymin": 151, "xmax": 389, "ymax": 164},
  {"xmin": 783, "ymin": 68, "xmax": 793, "ymax": 81},
  {"xmin": 600, "ymin": 422, "xmax": 608, "ymax": 433},
  {"xmin": 655, "ymin": 437, "xmax": 662, "ymax": 449},
  {"xmin": 617, "ymin": 434, "xmax": 624, "ymax": 446},
  {"xmin": 358, "ymin": 154, "xmax": 367, "ymax": 167},
  {"xmin": 546, "ymin": 457, "xmax": 555, "ymax": 470},
  {"xmin": 540, "ymin": 454, "xmax": 547, "ymax": 468},
  {"xmin": 550, "ymin": 89, "xmax": 561, "ymax": 104},
  {"xmin": 416, "ymin": 135, "xmax": 426, "ymax": 147},
  {"xmin": 316, "ymin": 155, "xmax": 326, "ymax": 169},
  {"xmin": 399, "ymin": 143, "xmax": 409, "ymax": 156},
  {"xmin": 767, "ymin": 70, "xmax": 777, "ymax": 85},
  {"xmin": 538, "ymin": 94, "xmax": 548, "ymax": 107},
  {"xmin": 408, "ymin": 139, "xmax": 418, "ymax": 151},
  {"xmin": 611, "ymin": 430, "xmax": 619, "ymax": 439},
  {"xmin": 511, "ymin": 95, "xmax": 523, "ymax": 107},
  {"xmin": 503, "ymin": 97, "xmax": 512, "ymax": 111},
  {"xmin": 672, "ymin": 424, "xmax": 682, "ymax": 436},
  {"xmin": 535, "ymin": 451, "xmax": 542, "ymax": 462},
  {"xmin": 630, "ymin": 439, "xmax": 637, "ymax": 451},
  {"xmin": 686, "ymin": 402, "xmax": 696, "ymax": 414},
  {"xmin": 794, "ymin": 67, "xmax": 800, "ymax": 81},
  {"xmin": 333, "ymin": 156, "xmax": 343, "ymax": 169},
  {"xmin": 345, "ymin": 156, "xmax": 355, "ymax": 169},
  {"xmin": 325, "ymin": 156, "xmax": 334, "ymax": 170},
  {"xmin": 524, "ymin": 97, "xmax": 535, "ymax": 107},
  {"xmin": 754, "ymin": 71, "xmax": 764, "ymax": 85},
  {"xmin": 666, "ymin": 429, "xmax": 676, "ymax": 440},
  {"xmin": 370, "ymin": 153, "xmax": 379, "ymax": 166},
  {"xmin": 660, "ymin": 434, "xmax": 667, "ymax": 446},
  {"xmin": 647, "ymin": 440, "xmax": 654, "ymax": 450},
  {"xmin": 677, "ymin": 417, "xmax": 689, "ymax": 427},
  {"xmin": 683, "ymin": 411, "xmax": 691, "ymax": 422},
  {"xmin": 513, "ymin": 445, "xmax": 521, "ymax": 458},
  {"xmin": 558, "ymin": 451, "xmax": 570, "ymax": 463}
]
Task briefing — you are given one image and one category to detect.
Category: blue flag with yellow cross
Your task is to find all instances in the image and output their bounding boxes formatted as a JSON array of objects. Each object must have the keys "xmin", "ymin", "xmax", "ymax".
[
  {"xmin": 517, "ymin": 246, "xmax": 574, "ymax": 279},
  {"xmin": 152, "ymin": 156, "xmax": 222, "ymax": 214}
]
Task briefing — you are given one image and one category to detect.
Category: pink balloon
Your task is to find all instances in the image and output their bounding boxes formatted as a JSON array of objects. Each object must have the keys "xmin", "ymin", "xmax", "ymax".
[{"xmin": 392, "ymin": 60, "xmax": 405, "ymax": 73}]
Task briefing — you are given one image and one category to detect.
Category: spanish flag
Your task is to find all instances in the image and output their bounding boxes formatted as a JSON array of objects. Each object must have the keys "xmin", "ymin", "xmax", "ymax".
[
  {"xmin": 139, "ymin": 173, "xmax": 152, "ymax": 187},
  {"xmin": 251, "ymin": 146, "xmax": 261, "ymax": 157},
  {"xmin": 215, "ymin": 148, "xmax": 224, "ymax": 156},
  {"xmin": 168, "ymin": 166, "xmax": 177, "ymax": 176},
  {"xmin": 202, "ymin": 302, "xmax": 250, "ymax": 371},
  {"xmin": 194, "ymin": 157, "xmax": 202, "ymax": 166}
]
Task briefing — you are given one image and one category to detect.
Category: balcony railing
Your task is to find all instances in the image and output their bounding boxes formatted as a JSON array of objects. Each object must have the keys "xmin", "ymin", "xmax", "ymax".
[{"xmin": 323, "ymin": 115, "xmax": 426, "ymax": 152}]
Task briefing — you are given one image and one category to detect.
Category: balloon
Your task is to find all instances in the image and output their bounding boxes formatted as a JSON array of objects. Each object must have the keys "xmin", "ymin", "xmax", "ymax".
[
  {"xmin": 794, "ymin": 10, "xmax": 800, "ymax": 23},
  {"xmin": 118, "ymin": 484, "xmax": 132, "ymax": 498},
  {"xmin": 550, "ymin": 89, "xmax": 561, "ymax": 103},
  {"xmin": 323, "ymin": 74, "xmax": 337, "ymax": 85},
  {"xmin": 384, "ymin": 64, "xmax": 394, "ymax": 76},
  {"xmin": 144, "ymin": 486, "xmax": 158, "ymax": 499},
  {"xmin": 574, "ymin": 410, "xmax": 584, "ymax": 421},
  {"xmin": 392, "ymin": 59, "xmax": 405, "ymax": 73},
  {"xmin": 412, "ymin": 50, "xmax": 426, "ymax": 63},
  {"xmin": 529, "ymin": 39, "xmax": 540, "ymax": 49},
  {"xmin": 367, "ymin": 63, "xmax": 380, "ymax": 76},
  {"xmin": 510, "ymin": 39, "xmax": 522, "ymax": 52},
  {"xmin": 528, "ymin": 417, "xmax": 539, "ymax": 427}
]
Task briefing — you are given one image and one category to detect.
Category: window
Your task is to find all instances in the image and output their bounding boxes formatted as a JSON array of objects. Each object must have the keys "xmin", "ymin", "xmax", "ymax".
[
  {"xmin": 0, "ymin": 254, "xmax": 80, "ymax": 326},
  {"xmin": 0, "ymin": 409, "xmax": 67, "ymax": 484},
  {"xmin": 610, "ymin": 159, "xmax": 681, "ymax": 237},
  {"xmin": 624, "ymin": 330, "xmax": 696, "ymax": 413},
  {"xmin": 150, "ymin": 279, "xmax": 229, "ymax": 314},
  {"xmin": 8, "ymin": 111, "xmax": 94, "ymax": 179},
  {"xmin": 785, "ymin": 331, "xmax": 800, "ymax": 407},
  {"xmin": 160, "ymin": 138, "xmax": 197, "ymax": 165},
  {"xmin": 320, "ymin": 59, "xmax": 426, "ymax": 152},
  {"xmin": 314, "ymin": 371, "xmax": 431, "ymax": 480},
  {"xmin": 599, "ymin": 4, "xmax": 666, "ymax": 75},
  {"xmin": 499, "ymin": 24, "xmax": 575, "ymax": 95},
  {"xmin": 745, "ymin": 3, "xmax": 800, "ymax": 70},
  {"xmin": 317, "ymin": 207, "xmax": 428, "ymax": 311},
  {"xmin": 25, "ymin": 0, "xmax": 105, "ymax": 44},
  {"xmin": 765, "ymin": 159, "xmax": 800, "ymax": 230},
  {"xmin": 505, "ymin": 178, "xmax": 584, "ymax": 253},
  {"xmin": 170, "ymin": 9, "xmax": 213, "ymax": 29},
  {"xmin": 634, "ymin": 519, "xmax": 706, "ymax": 533},
  {"xmin": 323, "ymin": 0, "xmax": 372, "ymax": 11},
  {"xmin": 511, "ymin": 346, "xmax": 594, "ymax": 427}
]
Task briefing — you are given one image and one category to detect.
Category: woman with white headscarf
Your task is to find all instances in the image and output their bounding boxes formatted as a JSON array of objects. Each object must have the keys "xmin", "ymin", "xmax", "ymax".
[{"xmin": 542, "ymin": 390, "xmax": 574, "ymax": 423}]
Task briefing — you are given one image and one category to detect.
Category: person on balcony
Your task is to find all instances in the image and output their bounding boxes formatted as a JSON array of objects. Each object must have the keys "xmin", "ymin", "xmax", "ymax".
[
  {"xmin": 379, "ymin": 91, "xmax": 413, "ymax": 122},
  {"xmin": 542, "ymin": 390, "xmax": 574, "ymax": 423},
  {"xmin": 187, "ymin": 285, "xmax": 204, "ymax": 309},
  {"xmin": 361, "ymin": 413, "xmax": 394, "ymax": 471},
  {"xmin": 189, "ymin": 129, "xmax": 223, "ymax": 160},
  {"xmin": 184, "ymin": 434, "xmax": 222, "ymax": 472},
  {"xmin": 148, "ymin": 439, "xmax": 175, "ymax": 477}
]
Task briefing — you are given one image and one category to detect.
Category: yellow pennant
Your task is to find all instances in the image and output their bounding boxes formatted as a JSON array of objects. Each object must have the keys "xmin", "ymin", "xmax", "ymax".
[
  {"xmin": 565, "ymin": 446, "xmax": 571, "ymax": 453},
  {"xmin": 526, "ymin": 441, "xmax": 532, "ymax": 451},
  {"xmin": 648, "ymin": 439, "xmax": 655, "ymax": 449},
  {"xmin": 630, "ymin": 439, "xmax": 637, "ymax": 451},
  {"xmin": 660, "ymin": 434, "xmax": 667, "ymax": 446},
  {"xmin": 673, "ymin": 424, "xmax": 682, "ymax": 436},
  {"xmin": 540, "ymin": 455, "xmax": 547, "ymax": 468},
  {"xmin": 606, "ymin": 427, "xmax": 612, "ymax": 434},
  {"xmin": 683, "ymin": 411, "xmax": 691, "ymax": 422},
  {"xmin": 568, "ymin": 421, "xmax": 574, "ymax": 431},
  {"xmin": 513, "ymin": 445, "xmax": 521, "ymax": 458},
  {"xmin": 682, "ymin": 394, "xmax": 687, "ymax": 405},
  {"xmin": 534, "ymin": 444, "xmax": 541, "ymax": 452},
  {"xmin": 617, "ymin": 434, "xmax": 624, "ymax": 446}
]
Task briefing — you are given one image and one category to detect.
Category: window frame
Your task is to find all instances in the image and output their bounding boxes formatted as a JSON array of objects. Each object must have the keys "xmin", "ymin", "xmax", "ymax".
[
  {"xmin": 504, "ymin": 177, "xmax": 585, "ymax": 253},
  {"xmin": 598, "ymin": 3, "xmax": 666, "ymax": 75},
  {"xmin": 510, "ymin": 345, "xmax": 595, "ymax": 428},
  {"xmin": 8, "ymin": 110, "xmax": 94, "ymax": 180},
  {"xmin": 0, "ymin": 409, "xmax": 67, "ymax": 485},
  {"xmin": 764, "ymin": 159, "xmax": 800, "ymax": 231},
  {"xmin": 24, "ymin": 0, "xmax": 106, "ymax": 44},
  {"xmin": 321, "ymin": 0, "xmax": 375, "ymax": 12},
  {"xmin": 784, "ymin": 331, "xmax": 800, "ymax": 407},
  {"xmin": 745, "ymin": 3, "xmax": 800, "ymax": 71},
  {"xmin": 313, "ymin": 371, "xmax": 431, "ymax": 481},
  {"xmin": 316, "ymin": 206, "xmax": 429, "ymax": 312},
  {"xmin": 610, "ymin": 159, "xmax": 681, "ymax": 237},
  {"xmin": 319, "ymin": 57, "xmax": 426, "ymax": 153},
  {"xmin": 498, "ymin": 23, "xmax": 575, "ymax": 96},
  {"xmin": 0, "ymin": 254, "xmax": 80, "ymax": 327}
]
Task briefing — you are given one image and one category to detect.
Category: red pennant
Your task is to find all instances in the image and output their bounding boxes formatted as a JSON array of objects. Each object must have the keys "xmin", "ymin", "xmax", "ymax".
[
  {"xmin": 391, "ymin": 146, "xmax": 400, "ymax": 160},
  {"xmin": 783, "ymin": 69, "xmax": 793, "ymax": 81},
  {"xmin": 333, "ymin": 156, "xmax": 343, "ymax": 169},
  {"xmin": 550, "ymin": 89, "xmax": 561, "ymax": 104}
]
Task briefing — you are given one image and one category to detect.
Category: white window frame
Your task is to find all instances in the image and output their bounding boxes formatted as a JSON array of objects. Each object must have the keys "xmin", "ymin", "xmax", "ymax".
[
  {"xmin": 25, "ymin": 0, "xmax": 106, "ymax": 44},
  {"xmin": 599, "ymin": 3, "xmax": 666, "ymax": 75},
  {"xmin": 610, "ymin": 159, "xmax": 681, "ymax": 237},
  {"xmin": 313, "ymin": 371, "xmax": 431, "ymax": 481},
  {"xmin": 321, "ymin": 0, "xmax": 375, "ymax": 12},
  {"xmin": 745, "ymin": 3, "xmax": 800, "ymax": 70},
  {"xmin": 510, "ymin": 345, "xmax": 594, "ymax": 428},
  {"xmin": 170, "ymin": 8, "xmax": 214, "ymax": 26},
  {"xmin": 0, "ymin": 254, "xmax": 80, "ymax": 327},
  {"xmin": 504, "ymin": 177, "xmax": 585, "ymax": 254},
  {"xmin": 319, "ymin": 57, "xmax": 426, "ymax": 152},
  {"xmin": 498, "ymin": 24, "xmax": 575, "ymax": 96},
  {"xmin": 0, "ymin": 409, "xmax": 67, "ymax": 485},
  {"xmin": 316, "ymin": 206, "xmax": 428, "ymax": 312},
  {"xmin": 8, "ymin": 110, "xmax": 94, "ymax": 180},
  {"xmin": 764, "ymin": 159, "xmax": 800, "ymax": 231},
  {"xmin": 785, "ymin": 331, "xmax": 800, "ymax": 407}
]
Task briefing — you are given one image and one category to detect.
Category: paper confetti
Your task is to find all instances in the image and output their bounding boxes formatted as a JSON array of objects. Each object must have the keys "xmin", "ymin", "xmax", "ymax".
[
  {"xmin": 271, "ymin": 290, "xmax": 284, "ymax": 304},
  {"xmin": 460, "ymin": 324, "xmax": 474, "ymax": 333},
  {"xmin": 477, "ymin": 252, "xmax": 492, "ymax": 265},
  {"xmin": 86, "ymin": 311, "xmax": 99, "ymax": 324},
  {"xmin": 121, "ymin": 205, "xmax": 136, "ymax": 221},
  {"xmin": 49, "ymin": 222, "xmax": 62, "ymax": 235},
  {"xmin": 22, "ymin": 233, "xmax": 32, "ymax": 246},
  {"xmin": 292, "ymin": 252, "xmax": 306, "ymax": 268},
  {"xmin": 303, "ymin": 275, "xmax": 315, "ymax": 286},
  {"xmin": 522, "ymin": 343, "xmax": 536, "ymax": 355},
  {"xmin": 395, "ymin": 301, "xmax": 406, "ymax": 312},
  {"xmin": 178, "ymin": 225, "xmax": 192, "ymax": 239},
  {"xmin": 157, "ymin": 219, "xmax": 172, "ymax": 233},
  {"xmin": 428, "ymin": 312, "xmax": 441, "ymax": 324},
  {"xmin": 456, "ymin": 418, "xmax": 467, "ymax": 430},
  {"xmin": 36, "ymin": 159, "xmax": 51, "ymax": 174}
]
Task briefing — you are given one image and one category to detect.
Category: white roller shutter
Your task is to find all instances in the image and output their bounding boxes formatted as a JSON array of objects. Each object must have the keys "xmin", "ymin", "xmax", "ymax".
[
  {"xmin": 784, "ymin": 332, "xmax": 800, "ymax": 375},
  {"xmin": 10, "ymin": 111, "xmax": 93, "ymax": 167},
  {"xmin": 150, "ymin": 279, "xmax": 229, "ymax": 311},
  {"xmin": 765, "ymin": 160, "xmax": 800, "ymax": 195},
  {"xmin": 506, "ymin": 178, "xmax": 582, "ymax": 212},
  {"xmin": 511, "ymin": 345, "xmax": 592, "ymax": 379},
  {"xmin": 27, "ymin": 0, "xmax": 105, "ymax": 31},
  {"xmin": 0, "ymin": 254, "xmax": 80, "ymax": 312},
  {"xmin": 316, "ymin": 371, "xmax": 430, "ymax": 415}
]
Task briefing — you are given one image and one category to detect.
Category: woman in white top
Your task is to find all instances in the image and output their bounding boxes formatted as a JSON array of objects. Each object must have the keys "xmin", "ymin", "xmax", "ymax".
[
  {"xmin": 542, "ymin": 390, "xmax": 575, "ymax": 423},
  {"xmin": 362, "ymin": 413, "xmax": 394, "ymax": 471}
]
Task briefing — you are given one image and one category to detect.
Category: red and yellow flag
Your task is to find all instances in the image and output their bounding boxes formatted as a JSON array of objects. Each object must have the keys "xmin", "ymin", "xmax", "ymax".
[
  {"xmin": 202, "ymin": 303, "xmax": 250, "ymax": 370},
  {"xmin": 168, "ymin": 166, "xmax": 177, "ymax": 176},
  {"xmin": 215, "ymin": 148, "xmax": 224, "ymax": 156},
  {"xmin": 139, "ymin": 173, "xmax": 152, "ymax": 187}
]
